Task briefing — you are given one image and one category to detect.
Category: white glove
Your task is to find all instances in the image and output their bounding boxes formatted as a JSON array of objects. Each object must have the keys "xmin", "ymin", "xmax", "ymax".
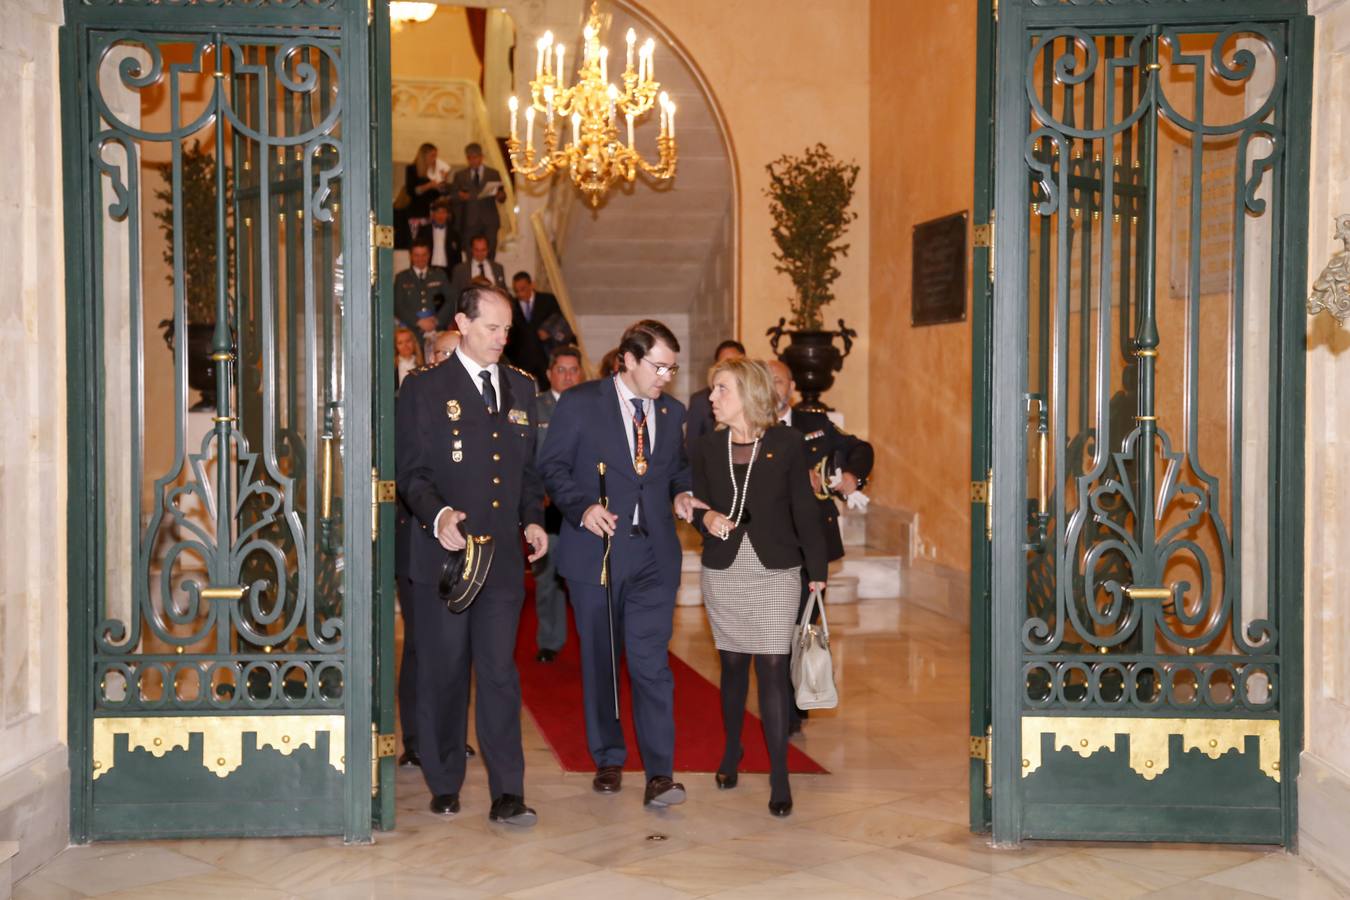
[{"xmin": 827, "ymin": 469, "xmax": 870, "ymax": 510}]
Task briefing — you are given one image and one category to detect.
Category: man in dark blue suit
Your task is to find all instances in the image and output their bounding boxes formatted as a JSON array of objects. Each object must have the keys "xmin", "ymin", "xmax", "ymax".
[
  {"xmin": 396, "ymin": 285, "xmax": 549, "ymax": 826},
  {"xmin": 539, "ymin": 320, "xmax": 706, "ymax": 809}
]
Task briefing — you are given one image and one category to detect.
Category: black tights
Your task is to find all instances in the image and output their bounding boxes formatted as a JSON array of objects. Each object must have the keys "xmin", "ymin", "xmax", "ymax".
[{"xmin": 718, "ymin": 650, "xmax": 791, "ymax": 803}]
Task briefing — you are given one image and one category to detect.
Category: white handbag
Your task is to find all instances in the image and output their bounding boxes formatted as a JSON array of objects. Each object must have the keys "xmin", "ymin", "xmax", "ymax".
[{"xmin": 790, "ymin": 587, "xmax": 838, "ymax": 710}]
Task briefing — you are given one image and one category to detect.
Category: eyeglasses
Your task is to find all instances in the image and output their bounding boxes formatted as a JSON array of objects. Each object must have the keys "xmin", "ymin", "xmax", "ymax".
[{"xmin": 642, "ymin": 357, "xmax": 680, "ymax": 378}]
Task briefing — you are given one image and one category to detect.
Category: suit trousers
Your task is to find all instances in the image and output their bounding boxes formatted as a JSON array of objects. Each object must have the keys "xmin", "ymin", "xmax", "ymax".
[
  {"xmin": 397, "ymin": 575, "xmax": 418, "ymax": 752},
  {"xmin": 534, "ymin": 532, "xmax": 568, "ymax": 652},
  {"xmin": 566, "ymin": 535, "xmax": 678, "ymax": 780},
  {"xmin": 409, "ymin": 579, "xmax": 526, "ymax": 798}
]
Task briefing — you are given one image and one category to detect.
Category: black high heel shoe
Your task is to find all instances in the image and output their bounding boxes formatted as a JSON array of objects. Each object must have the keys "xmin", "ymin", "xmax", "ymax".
[
  {"xmin": 714, "ymin": 747, "xmax": 745, "ymax": 790},
  {"xmin": 768, "ymin": 797, "xmax": 793, "ymax": 817}
]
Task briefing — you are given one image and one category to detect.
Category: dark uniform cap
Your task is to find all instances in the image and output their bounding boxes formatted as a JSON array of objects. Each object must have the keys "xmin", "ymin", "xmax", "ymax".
[{"xmin": 439, "ymin": 533, "xmax": 495, "ymax": 613}]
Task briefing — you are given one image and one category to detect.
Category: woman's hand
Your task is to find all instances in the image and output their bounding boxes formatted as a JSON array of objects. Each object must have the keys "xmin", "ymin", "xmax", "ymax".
[
  {"xmin": 807, "ymin": 580, "xmax": 827, "ymax": 594},
  {"xmin": 703, "ymin": 510, "xmax": 735, "ymax": 541}
]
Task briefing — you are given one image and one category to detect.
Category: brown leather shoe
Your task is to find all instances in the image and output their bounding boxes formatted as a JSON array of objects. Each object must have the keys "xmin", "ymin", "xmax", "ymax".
[
  {"xmin": 593, "ymin": 765, "xmax": 623, "ymax": 794},
  {"xmin": 643, "ymin": 775, "xmax": 686, "ymax": 808}
]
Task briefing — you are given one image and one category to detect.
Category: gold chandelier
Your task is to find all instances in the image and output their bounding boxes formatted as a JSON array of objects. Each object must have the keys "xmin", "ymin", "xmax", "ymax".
[{"xmin": 507, "ymin": 2, "xmax": 677, "ymax": 207}]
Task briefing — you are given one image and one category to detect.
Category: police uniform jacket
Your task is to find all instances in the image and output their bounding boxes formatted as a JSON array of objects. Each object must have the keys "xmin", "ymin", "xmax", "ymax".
[
  {"xmin": 787, "ymin": 408, "xmax": 875, "ymax": 562},
  {"xmin": 394, "ymin": 266, "xmax": 451, "ymax": 332},
  {"xmin": 534, "ymin": 389, "xmax": 564, "ymax": 534},
  {"xmin": 395, "ymin": 353, "xmax": 545, "ymax": 588}
]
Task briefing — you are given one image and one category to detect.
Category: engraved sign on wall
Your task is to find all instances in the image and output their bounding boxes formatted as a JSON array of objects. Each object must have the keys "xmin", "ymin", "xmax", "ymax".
[
  {"xmin": 1169, "ymin": 142, "xmax": 1236, "ymax": 299},
  {"xmin": 911, "ymin": 211, "xmax": 968, "ymax": 326}
]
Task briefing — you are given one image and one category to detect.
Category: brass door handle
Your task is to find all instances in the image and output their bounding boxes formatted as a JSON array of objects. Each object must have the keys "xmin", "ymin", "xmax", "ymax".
[
  {"xmin": 321, "ymin": 434, "xmax": 334, "ymax": 519},
  {"xmin": 1125, "ymin": 586, "xmax": 1171, "ymax": 600}
]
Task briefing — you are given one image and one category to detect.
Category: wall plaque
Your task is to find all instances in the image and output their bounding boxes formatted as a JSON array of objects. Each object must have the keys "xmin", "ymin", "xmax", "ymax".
[{"xmin": 912, "ymin": 211, "xmax": 968, "ymax": 326}]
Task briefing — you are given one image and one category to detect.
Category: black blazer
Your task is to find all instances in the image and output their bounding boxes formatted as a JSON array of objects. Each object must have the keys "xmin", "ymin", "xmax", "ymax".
[
  {"xmin": 505, "ymin": 291, "xmax": 564, "ymax": 387},
  {"xmin": 691, "ymin": 425, "xmax": 827, "ymax": 581}
]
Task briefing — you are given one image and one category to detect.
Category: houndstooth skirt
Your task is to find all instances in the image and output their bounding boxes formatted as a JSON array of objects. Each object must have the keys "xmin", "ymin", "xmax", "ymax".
[{"xmin": 701, "ymin": 535, "xmax": 802, "ymax": 655}]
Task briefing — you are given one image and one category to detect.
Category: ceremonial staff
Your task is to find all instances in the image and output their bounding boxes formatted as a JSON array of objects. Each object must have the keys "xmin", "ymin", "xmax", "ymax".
[{"xmin": 597, "ymin": 462, "xmax": 620, "ymax": 719}]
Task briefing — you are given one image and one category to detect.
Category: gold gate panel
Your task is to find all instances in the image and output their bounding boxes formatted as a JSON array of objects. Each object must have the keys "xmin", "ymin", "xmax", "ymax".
[
  {"xmin": 92, "ymin": 715, "xmax": 347, "ymax": 780},
  {"xmin": 1020, "ymin": 717, "xmax": 1281, "ymax": 783}
]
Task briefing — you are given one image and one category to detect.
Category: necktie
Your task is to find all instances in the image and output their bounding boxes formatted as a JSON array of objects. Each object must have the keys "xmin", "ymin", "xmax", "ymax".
[
  {"xmin": 630, "ymin": 398, "xmax": 650, "ymax": 469},
  {"xmin": 473, "ymin": 169, "xmax": 481, "ymax": 190},
  {"xmin": 630, "ymin": 397, "xmax": 650, "ymax": 532},
  {"xmin": 477, "ymin": 261, "xmax": 486, "ymax": 280},
  {"xmin": 479, "ymin": 370, "xmax": 497, "ymax": 415},
  {"xmin": 522, "ymin": 299, "xmax": 533, "ymax": 321}
]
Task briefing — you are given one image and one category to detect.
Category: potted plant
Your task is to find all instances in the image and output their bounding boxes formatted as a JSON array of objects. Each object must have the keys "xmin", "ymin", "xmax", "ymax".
[
  {"xmin": 154, "ymin": 139, "xmax": 233, "ymax": 411},
  {"xmin": 763, "ymin": 143, "xmax": 860, "ymax": 411}
]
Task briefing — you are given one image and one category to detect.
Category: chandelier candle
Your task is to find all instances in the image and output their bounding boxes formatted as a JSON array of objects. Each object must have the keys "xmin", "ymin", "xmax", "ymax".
[{"xmin": 508, "ymin": 0, "xmax": 678, "ymax": 206}]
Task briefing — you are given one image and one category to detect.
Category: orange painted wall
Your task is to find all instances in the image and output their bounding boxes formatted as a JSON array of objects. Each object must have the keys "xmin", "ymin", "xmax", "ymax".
[{"xmin": 868, "ymin": 0, "xmax": 977, "ymax": 573}]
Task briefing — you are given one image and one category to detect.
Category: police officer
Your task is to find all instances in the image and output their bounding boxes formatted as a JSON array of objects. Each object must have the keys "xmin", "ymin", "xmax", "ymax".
[
  {"xmin": 396, "ymin": 285, "xmax": 548, "ymax": 826},
  {"xmin": 394, "ymin": 242, "xmax": 452, "ymax": 335},
  {"xmin": 767, "ymin": 360, "xmax": 873, "ymax": 730}
]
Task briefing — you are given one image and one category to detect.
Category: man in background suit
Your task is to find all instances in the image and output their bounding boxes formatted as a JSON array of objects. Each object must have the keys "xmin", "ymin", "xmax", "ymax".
[
  {"xmin": 507, "ymin": 271, "xmax": 570, "ymax": 389},
  {"xmin": 396, "ymin": 285, "xmax": 548, "ymax": 825},
  {"xmin": 394, "ymin": 243, "xmax": 452, "ymax": 334},
  {"xmin": 445, "ymin": 236, "xmax": 507, "ymax": 328},
  {"xmin": 767, "ymin": 359, "xmax": 874, "ymax": 732},
  {"xmin": 684, "ymin": 339, "xmax": 745, "ymax": 456},
  {"xmin": 539, "ymin": 320, "xmax": 706, "ymax": 809},
  {"xmin": 450, "ymin": 142, "xmax": 508, "ymax": 259},
  {"xmin": 531, "ymin": 346, "xmax": 584, "ymax": 663},
  {"xmin": 413, "ymin": 199, "xmax": 459, "ymax": 270}
]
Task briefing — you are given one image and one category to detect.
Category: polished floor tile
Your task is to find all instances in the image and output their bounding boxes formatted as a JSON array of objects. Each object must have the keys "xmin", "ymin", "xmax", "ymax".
[{"xmin": 14, "ymin": 598, "xmax": 1349, "ymax": 900}]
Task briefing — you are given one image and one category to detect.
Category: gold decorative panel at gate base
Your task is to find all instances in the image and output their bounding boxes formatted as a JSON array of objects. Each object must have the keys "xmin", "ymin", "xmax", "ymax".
[
  {"xmin": 92, "ymin": 715, "xmax": 346, "ymax": 779},
  {"xmin": 1021, "ymin": 717, "xmax": 1280, "ymax": 782}
]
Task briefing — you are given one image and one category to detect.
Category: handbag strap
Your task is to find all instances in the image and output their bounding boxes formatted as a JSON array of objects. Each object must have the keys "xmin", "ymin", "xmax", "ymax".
[{"xmin": 799, "ymin": 585, "xmax": 830, "ymax": 638}]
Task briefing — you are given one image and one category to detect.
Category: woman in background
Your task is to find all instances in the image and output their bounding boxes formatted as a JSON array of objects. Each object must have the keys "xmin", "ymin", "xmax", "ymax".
[
  {"xmin": 404, "ymin": 143, "xmax": 446, "ymax": 241},
  {"xmin": 691, "ymin": 357, "xmax": 827, "ymax": 817},
  {"xmin": 395, "ymin": 325, "xmax": 424, "ymax": 388}
]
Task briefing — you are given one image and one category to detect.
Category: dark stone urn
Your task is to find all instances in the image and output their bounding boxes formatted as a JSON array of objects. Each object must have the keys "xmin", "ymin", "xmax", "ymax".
[
  {"xmin": 766, "ymin": 317, "xmax": 857, "ymax": 412},
  {"xmin": 159, "ymin": 320, "xmax": 220, "ymax": 411}
]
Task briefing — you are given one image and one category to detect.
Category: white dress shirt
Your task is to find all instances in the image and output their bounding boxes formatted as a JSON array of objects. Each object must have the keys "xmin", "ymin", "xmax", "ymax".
[
  {"xmin": 429, "ymin": 224, "xmax": 450, "ymax": 268},
  {"xmin": 432, "ymin": 349, "xmax": 502, "ymax": 535}
]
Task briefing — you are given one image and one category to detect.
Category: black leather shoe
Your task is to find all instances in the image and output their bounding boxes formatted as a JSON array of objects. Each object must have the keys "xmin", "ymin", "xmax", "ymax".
[
  {"xmin": 593, "ymin": 765, "xmax": 623, "ymax": 794},
  {"xmin": 429, "ymin": 793, "xmax": 460, "ymax": 815},
  {"xmin": 398, "ymin": 750, "xmax": 421, "ymax": 768},
  {"xmin": 535, "ymin": 648, "xmax": 558, "ymax": 663},
  {"xmin": 769, "ymin": 798, "xmax": 793, "ymax": 817},
  {"xmin": 715, "ymin": 748, "xmax": 743, "ymax": 790},
  {"xmin": 466, "ymin": 744, "xmax": 476, "ymax": 758},
  {"xmin": 489, "ymin": 794, "xmax": 538, "ymax": 827},
  {"xmin": 643, "ymin": 776, "xmax": 686, "ymax": 808}
]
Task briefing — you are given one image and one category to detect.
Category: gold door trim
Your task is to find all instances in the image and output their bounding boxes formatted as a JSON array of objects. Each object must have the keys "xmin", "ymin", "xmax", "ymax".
[
  {"xmin": 1020, "ymin": 716, "xmax": 1280, "ymax": 783},
  {"xmin": 92, "ymin": 715, "xmax": 347, "ymax": 780}
]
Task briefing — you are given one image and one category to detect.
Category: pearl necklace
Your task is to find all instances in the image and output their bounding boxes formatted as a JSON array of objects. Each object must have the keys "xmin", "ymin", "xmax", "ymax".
[{"xmin": 726, "ymin": 429, "xmax": 761, "ymax": 529}]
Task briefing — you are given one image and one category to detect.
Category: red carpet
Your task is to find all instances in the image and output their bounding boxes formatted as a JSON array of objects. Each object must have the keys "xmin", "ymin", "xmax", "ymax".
[{"xmin": 515, "ymin": 579, "xmax": 828, "ymax": 775}]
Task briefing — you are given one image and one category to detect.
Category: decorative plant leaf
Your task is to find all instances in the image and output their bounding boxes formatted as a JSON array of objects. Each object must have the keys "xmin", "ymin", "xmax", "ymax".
[
  {"xmin": 764, "ymin": 144, "xmax": 859, "ymax": 331},
  {"xmin": 152, "ymin": 139, "xmax": 235, "ymax": 326}
]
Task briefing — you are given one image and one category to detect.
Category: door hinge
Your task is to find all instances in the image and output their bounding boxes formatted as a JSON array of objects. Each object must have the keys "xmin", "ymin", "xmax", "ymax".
[
  {"xmin": 974, "ymin": 214, "xmax": 994, "ymax": 285},
  {"xmin": 971, "ymin": 726, "xmax": 993, "ymax": 794},
  {"xmin": 376, "ymin": 733, "xmax": 397, "ymax": 758},
  {"xmin": 373, "ymin": 223, "xmax": 395, "ymax": 249},
  {"xmin": 376, "ymin": 479, "xmax": 397, "ymax": 503},
  {"xmin": 969, "ymin": 480, "xmax": 989, "ymax": 504},
  {"xmin": 970, "ymin": 475, "xmax": 992, "ymax": 541},
  {"xmin": 991, "ymin": 0, "xmax": 999, "ymax": 22}
]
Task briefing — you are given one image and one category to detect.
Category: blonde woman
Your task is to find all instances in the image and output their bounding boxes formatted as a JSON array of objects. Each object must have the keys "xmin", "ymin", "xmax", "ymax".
[
  {"xmin": 691, "ymin": 357, "xmax": 827, "ymax": 817},
  {"xmin": 405, "ymin": 143, "xmax": 446, "ymax": 236},
  {"xmin": 395, "ymin": 325, "xmax": 424, "ymax": 388}
]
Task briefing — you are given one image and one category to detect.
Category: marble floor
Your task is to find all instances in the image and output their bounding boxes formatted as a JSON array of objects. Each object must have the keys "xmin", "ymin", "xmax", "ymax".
[{"xmin": 15, "ymin": 600, "xmax": 1347, "ymax": 899}]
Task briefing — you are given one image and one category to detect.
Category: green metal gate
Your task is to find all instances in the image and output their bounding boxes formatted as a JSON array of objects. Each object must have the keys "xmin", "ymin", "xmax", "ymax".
[
  {"xmin": 60, "ymin": 0, "xmax": 390, "ymax": 841},
  {"xmin": 979, "ymin": 0, "xmax": 1312, "ymax": 844}
]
